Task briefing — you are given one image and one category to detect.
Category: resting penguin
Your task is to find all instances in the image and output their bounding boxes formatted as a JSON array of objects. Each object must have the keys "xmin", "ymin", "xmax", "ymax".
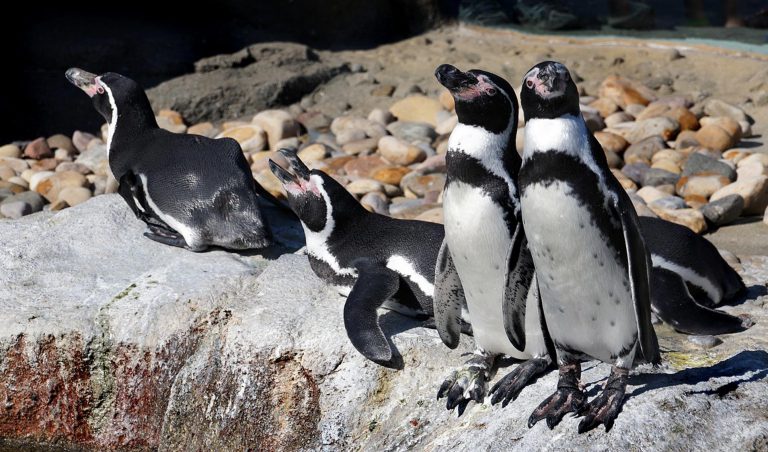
[
  {"xmin": 640, "ymin": 216, "xmax": 753, "ymax": 335},
  {"xmin": 268, "ymin": 148, "xmax": 468, "ymax": 368},
  {"xmin": 432, "ymin": 64, "xmax": 551, "ymax": 413},
  {"xmin": 517, "ymin": 61, "xmax": 660, "ymax": 433},
  {"xmin": 65, "ymin": 68, "xmax": 272, "ymax": 251}
]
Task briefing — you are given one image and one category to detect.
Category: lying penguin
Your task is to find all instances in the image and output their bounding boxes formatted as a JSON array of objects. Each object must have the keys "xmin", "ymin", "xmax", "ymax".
[
  {"xmin": 433, "ymin": 63, "xmax": 753, "ymax": 415},
  {"xmin": 268, "ymin": 148, "xmax": 469, "ymax": 368},
  {"xmin": 66, "ymin": 68, "xmax": 273, "ymax": 251}
]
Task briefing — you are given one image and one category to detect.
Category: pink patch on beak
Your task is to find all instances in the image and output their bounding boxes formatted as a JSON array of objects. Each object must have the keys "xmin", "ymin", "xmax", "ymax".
[
  {"xmin": 83, "ymin": 78, "xmax": 105, "ymax": 97},
  {"xmin": 456, "ymin": 76, "xmax": 497, "ymax": 100}
]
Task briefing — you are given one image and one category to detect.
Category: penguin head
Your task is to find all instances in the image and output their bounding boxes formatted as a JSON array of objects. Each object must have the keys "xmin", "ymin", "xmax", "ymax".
[
  {"xmin": 66, "ymin": 68, "xmax": 155, "ymax": 136},
  {"xmin": 269, "ymin": 148, "xmax": 365, "ymax": 233},
  {"xmin": 520, "ymin": 61, "xmax": 580, "ymax": 120},
  {"xmin": 435, "ymin": 64, "xmax": 518, "ymax": 135}
]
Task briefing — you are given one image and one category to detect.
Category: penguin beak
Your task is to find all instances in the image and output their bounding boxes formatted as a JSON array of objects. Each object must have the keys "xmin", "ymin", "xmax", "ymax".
[
  {"xmin": 435, "ymin": 64, "xmax": 478, "ymax": 92},
  {"xmin": 268, "ymin": 148, "xmax": 311, "ymax": 185},
  {"xmin": 524, "ymin": 62, "xmax": 570, "ymax": 98},
  {"xmin": 66, "ymin": 68, "xmax": 104, "ymax": 97}
]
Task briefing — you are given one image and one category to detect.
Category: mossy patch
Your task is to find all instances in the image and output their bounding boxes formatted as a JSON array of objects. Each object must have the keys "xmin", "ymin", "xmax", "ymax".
[{"xmin": 665, "ymin": 351, "xmax": 721, "ymax": 370}]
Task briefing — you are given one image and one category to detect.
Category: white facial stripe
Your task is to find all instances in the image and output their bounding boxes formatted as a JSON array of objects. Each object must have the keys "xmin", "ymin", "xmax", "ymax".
[
  {"xmin": 99, "ymin": 78, "xmax": 118, "ymax": 154},
  {"xmin": 386, "ymin": 255, "xmax": 434, "ymax": 297},
  {"xmin": 303, "ymin": 175, "xmax": 357, "ymax": 277},
  {"xmin": 448, "ymin": 86, "xmax": 520, "ymax": 214},
  {"xmin": 651, "ymin": 254, "xmax": 721, "ymax": 303},
  {"xmin": 523, "ymin": 114, "xmax": 617, "ymax": 205}
]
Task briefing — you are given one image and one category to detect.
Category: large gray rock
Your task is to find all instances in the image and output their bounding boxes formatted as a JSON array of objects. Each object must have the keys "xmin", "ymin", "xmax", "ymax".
[
  {"xmin": 147, "ymin": 43, "xmax": 349, "ymax": 124},
  {"xmin": 1, "ymin": 195, "xmax": 767, "ymax": 450}
]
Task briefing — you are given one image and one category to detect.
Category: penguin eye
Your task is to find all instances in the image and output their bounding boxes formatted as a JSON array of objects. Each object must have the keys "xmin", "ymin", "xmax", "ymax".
[
  {"xmin": 526, "ymin": 80, "xmax": 534, "ymax": 88},
  {"xmin": 96, "ymin": 86, "xmax": 105, "ymax": 95},
  {"xmin": 487, "ymin": 87, "xmax": 497, "ymax": 95}
]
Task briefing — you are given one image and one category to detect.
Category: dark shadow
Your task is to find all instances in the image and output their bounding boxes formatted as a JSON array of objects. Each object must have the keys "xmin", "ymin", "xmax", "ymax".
[
  {"xmin": 735, "ymin": 139, "xmax": 763, "ymax": 149},
  {"xmin": 725, "ymin": 284, "xmax": 767, "ymax": 307},
  {"xmin": 628, "ymin": 350, "xmax": 768, "ymax": 400},
  {"xmin": 231, "ymin": 200, "xmax": 305, "ymax": 259}
]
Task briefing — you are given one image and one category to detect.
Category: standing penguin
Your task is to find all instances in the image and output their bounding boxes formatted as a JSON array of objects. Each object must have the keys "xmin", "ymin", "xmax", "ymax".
[
  {"xmin": 433, "ymin": 64, "xmax": 552, "ymax": 412},
  {"xmin": 66, "ymin": 68, "xmax": 272, "ymax": 251},
  {"xmin": 517, "ymin": 61, "xmax": 660, "ymax": 433}
]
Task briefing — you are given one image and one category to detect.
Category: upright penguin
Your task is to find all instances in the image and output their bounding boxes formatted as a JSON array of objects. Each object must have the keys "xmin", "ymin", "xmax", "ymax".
[
  {"xmin": 66, "ymin": 68, "xmax": 272, "ymax": 251},
  {"xmin": 517, "ymin": 61, "xmax": 660, "ymax": 433},
  {"xmin": 268, "ymin": 148, "xmax": 463, "ymax": 368},
  {"xmin": 433, "ymin": 64, "xmax": 551, "ymax": 412}
]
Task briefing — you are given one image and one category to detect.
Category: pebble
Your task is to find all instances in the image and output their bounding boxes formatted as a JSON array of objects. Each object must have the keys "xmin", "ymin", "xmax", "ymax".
[
  {"xmin": 624, "ymin": 135, "xmax": 667, "ymax": 164},
  {"xmin": 74, "ymin": 145, "xmax": 108, "ymax": 175},
  {"xmin": 635, "ymin": 102, "xmax": 671, "ymax": 121},
  {"xmin": 297, "ymin": 111, "xmax": 333, "ymax": 131},
  {"xmin": 31, "ymin": 158, "xmax": 59, "ymax": 172},
  {"xmin": 368, "ymin": 108, "xmax": 395, "ymax": 126},
  {"xmin": 695, "ymin": 124, "xmax": 738, "ymax": 152},
  {"xmin": 604, "ymin": 150, "xmax": 623, "ymax": 169},
  {"xmin": 710, "ymin": 176, "xmax": 768, "ymax": 215},
  {"xmin": 611, "ymin": 169, "xmax": 637, "ymax": 191},
  {"xmin": 35, "ymin": 171, "xmax": 88, "ymax": 203},
  {"xmin": 436, "ymin": 114, "xmax": 458, "ymax": 135},
  {"xmin": 675, "ymin": 130, "xmax": 699, "ymax": 149},
  {"xmin": 625, "ymin": 103, "xmax": 646, "ymax": 117},
  {"xmin": 370, "ymin": 84, "xmax": 396, "ymax": 97},
  {"xmin": 594, "ymin": 131, "xmax": 628, "ymax": 154},
  {"xmin": 651, "ymin": 207, "xmax": 707, "ymax": 233},
  {"xmin": 637, "ymin": 186, "xmax": 670, "ymax": 204},
  {"xmin": 643, "ymin": 168, "xmax": 680, "ymax": 186},
  {"xmin": 400, "ymin": 172, "xmax": 446, "ymax": 198},
  {"xmin": 298, "ymin": 143, "xmax": 330, "ymax": 162},
  {"xmin": 7, "ymin": 177, "xmax": 27, "ymax": 189},
  {"xmin": 371, "ymin": 166, "xmax": 411, "ymax": 185},
  {"xmin": 24, "ymin": 137, "xmax": 53, "ymax": 159},
  {"xmin": 252, "ymin": 110, "xmax": 300, "ymax": 150},
  {"xmin": 665, "ymin": 107, "xmax": 699, "ymax": 131},
  {"xmin": 28, "ymin": 171, "xmax": 55, "ymax": 192},
  {"xmin": 604, "ymin": 112, "xmax": 634, "ymax": 127},
  {"xmin": 687, "ymin": 335, "xmax": 722, "ymax": 349},
  {"xmin": 681, "ymin": 153, "xmax": 736, "ymax": 181},
  {"xmin": 581, "ymin": 109, "xmax": 605, "ymax": 133},
  {"xmin": 737, "ymin": 153, "xmax": 768, "ymax": 168},
  {"xmin": 649, "ymin": 196, "xmax": 687, "ymax": 210},
  {"xmin": 415, "ymin": 154, "xmax": 446, "ymax": 174},
  {"xmin": 676, "ymin": 174, "xmax": 730, "ymax": 198},
  {"xmin": 187, "ymin": 122, "xmax": 219, "ymax": 137},
  {"xmin": 72, "ymin": 131, "xmax": 96, "ymax": 152},
  {"xmin": 339, "ymin": 138, "xmax": 375, "ymax": 156},
  {"xmin": 625, "ymin": 117, "xmax": 679, "ymax": 143},
  {"xmin": 217, "ymin": 125, "xmax": 266, "ymax": 152},
  {"xmin": 1, "ymin": 191, "xmax": 44, "ymax": 213},
  {"xmin": 621, "ymin": 162, "xmax": 650, "ymax": 185},
  {"xmin": 55, "ymin": 162, "xmax": 92, "ymax": 175},
  {"xmin": 156, "ymin": 115, "xmax": 187, "ymax": 133},
  {"xmin": 0, "ymin": 144, "xmax": 21, "ymax": 158},
  {"xmin": 386, "ymin": 121, "xmax": 437, "ymax": 143},
  {"xmin": 57, "ymin": 187, "xmax": 92, "ymax": 206},
  {"xmin": 589, "ymin": 98, "xmax": 620, "ymax": 118},
  {"xmin": 360, "ymin": 192, "xmax": 389, "ymax": 215},
  {"xmin": 703, "ymin": 99, "xmax": 748, "ymax": 124},
  {"xmin": 343, "ymin": 155, "xmax": 388, "ymax": 178},
  {"xmin": 389, "ymin": 95, "xmax": 444, "ymax": 127},
  {"xmin": 650, "ymin": 159, "xmax": 681, "ymax": 175},
  {"xmin": 378, "ymin": 136, "xmax": 426, "ymax": 165},
  {"xmin": 414, "ymin": 207, "xmax": 444, "ymax": 224},
  {"xmin": 723, "ymin": 149, "xmax": 751, "ymax": 164},
  {"xmin": 652, "ymin": 149, "xmax": 686, "ymax": 165},
  {"xmin": 598, "ymin": 75, "xmax": 655, "ymax": 108},
  {"xmin": 701, "ymin": 194, "xmax": 744, "ymax": 226},
  {"xmin": 346, "ymin": 178, "xmax": 383, "ymax": 195},
  {"xmin": 47, "ymin": 134, "xmax": 75, "ymax": 153},
  {"xmin": 0, "ymin": 201, "xmax": 31, "ymax": 219},
  {"xmin": 0, "ymin": 166, "xmax": 14, "ymax": 181}
]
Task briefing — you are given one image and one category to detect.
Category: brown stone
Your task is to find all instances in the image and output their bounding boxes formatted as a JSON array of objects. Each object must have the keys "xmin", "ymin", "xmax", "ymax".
[
  {"xmin": 589, "ymin": 98, "xmax": 620, "ymax": 118},
  {"xmin": 24, "ymin": 137, "xmax": 53, "ymax": 159},
  {"xmin": 371, "ymin": 166, "xmax": 411, "ymax": 185},
  {"xmin": 710, "ymin": 176, "xmax": 768, "ymax": 215},
  {"xmin": 650, "ymin": 207, "xmax": 707, "ymax": 233},
  {"xmin": 694, "ymin": 125, "xmax": 737, "ymax": 152},
  {"xmin": 665, "ymin": 107, "xmax": 699, "ymax": 131},
  {"xmin": 594, "ymin": 131, "xmax": 628, "ymax": 153},
  {"xmin": 388, "ymin": 95, "xmax": 444, "ymax": 127},
  {"xmin": 598, "ymin": 75, "xmax": 656, "ymax": 108},
  {"xmin": 342, "ymin": 156, "xmax": 388, "ymax": 178},
  {"xmin": 439, "ymin": 89, "xmax": 455, "ymax": 111}
]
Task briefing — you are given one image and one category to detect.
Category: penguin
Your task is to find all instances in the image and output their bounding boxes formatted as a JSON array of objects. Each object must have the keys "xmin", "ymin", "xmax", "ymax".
[
  {"xmin": 432, "ymin": 64, "xmax": 552, "ymax": 413},
  {"xmin": 65, "ymin": 67, "xmax": 273, "ymax": 251},
  {"xmin": 517, "ymin": 61, "xmax": 660, "ymax": 433},
  {"xmin": 641, "ymin": 216, "xmax": 752, "ymax": 335},
  {"xmin": 268, "ymin": 148, "xmax": 466, "ymax": 368}
]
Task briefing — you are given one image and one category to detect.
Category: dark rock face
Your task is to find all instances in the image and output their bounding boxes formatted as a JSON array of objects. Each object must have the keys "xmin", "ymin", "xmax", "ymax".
[{"xmin": 147, "ymin": 43, "xmax": 349, "ymax": 124}]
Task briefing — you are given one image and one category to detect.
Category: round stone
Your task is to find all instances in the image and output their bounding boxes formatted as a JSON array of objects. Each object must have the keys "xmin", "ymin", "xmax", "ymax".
[
  {"xmin": 0, "ymin": 144, "xmax": 21, "ymax": 158},
  {"xmin": 217, "ymin": 125, "xmax": 267, "ymax": 152},
  {"xmin": 378, "ymin": 136, "xmax": 426, "ymax": 166},
  {"xmin": 57, "ymin": 187, "xmax": 92, "ymax": 206},
  {"xmin": 371, "ymin": 166, "xmax": 411, "ymax": 185}
]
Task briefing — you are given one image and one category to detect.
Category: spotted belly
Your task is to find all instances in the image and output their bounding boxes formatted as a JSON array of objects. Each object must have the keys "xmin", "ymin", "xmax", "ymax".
[
  {"xmin": 443, "ymin": 181, "xmax": 529, "ymax": 358},
  {"xmin": 521, "ymin": 180, "xmax": 638, "ymax": 365}
]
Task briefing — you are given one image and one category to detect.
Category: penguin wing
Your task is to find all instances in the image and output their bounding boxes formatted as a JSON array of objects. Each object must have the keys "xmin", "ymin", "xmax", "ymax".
[
  {"xmin": 502, "ymin": 223, "xmax": 535, "ymax": 351},
  {"xmin": 612, "ymin": 189, "xmax": 662, "ymax": 365},
  {"xmin": 434, "ymin": 239, "xmax": 466, "ymax": 349},
  {"xmin": 343, "ymin": 259, "xmax": 402, "ymax": 367}
]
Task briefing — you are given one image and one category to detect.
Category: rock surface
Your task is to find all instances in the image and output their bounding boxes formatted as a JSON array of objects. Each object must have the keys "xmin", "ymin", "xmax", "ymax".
[{"xmin": 1, "ymin": 195, "xmax": 767, "ymax": 450}]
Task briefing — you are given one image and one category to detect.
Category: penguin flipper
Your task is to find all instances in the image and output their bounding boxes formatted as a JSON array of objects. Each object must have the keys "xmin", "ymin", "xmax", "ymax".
[
  {"xmin": 651, "ymin": 267, "xmax": 752, "ymax": 335},
  {"xmin": 434, "ymin": 239, "xmax": 466, "ymax": 349},
  {"xmin": 343, "ymin": 260, "xmax": 401, "ymax": 367},
  {"xmin": 502, "ymin": 223, "xmax": 534, "ymax": 351},
  {"xmin": 613, "ymin": 192, "xmax": 661, "ymax": 365}
]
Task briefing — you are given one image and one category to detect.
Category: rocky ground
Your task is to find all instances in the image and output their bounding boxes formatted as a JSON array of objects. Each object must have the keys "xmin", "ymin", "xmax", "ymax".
[{"xmin": 1, "ymin": 25, "xmax": 767, "ymax": 450}]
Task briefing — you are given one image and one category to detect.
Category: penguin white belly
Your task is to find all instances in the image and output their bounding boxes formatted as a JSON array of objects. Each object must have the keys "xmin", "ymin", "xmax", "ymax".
[
  {"xmin": 444, "ymin": 182, "xmax": 528, "ymax": 358},
  {"xmin": 521, "ymin": 181, "xmax": 637, "ymax": 364}
]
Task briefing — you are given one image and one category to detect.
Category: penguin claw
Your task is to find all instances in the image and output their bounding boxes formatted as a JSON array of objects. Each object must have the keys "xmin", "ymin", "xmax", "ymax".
[
  {"xmin": 436, "ymin": 364, "xmax": 489, "ymax": 414},
  {"xmin": 577, "ymin": 369, "xmax": 628, "ymax": 433},
  {"xmin": 490, "ymin": 358, "xmax": 551, "ymax": 408},
  {"xmin": 527, "ymin": 387, "xmax": 586, "ymax": 429}
]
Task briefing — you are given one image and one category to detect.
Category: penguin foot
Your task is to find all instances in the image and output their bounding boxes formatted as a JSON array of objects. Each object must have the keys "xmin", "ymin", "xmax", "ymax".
[
  {"xmin": 490, "ymin": 357, "xmax": 551, "ymax": 407},
  {"xmin": 528, "ymin": 363, "xmax": 585, "ymax": 429},
  {"xmin": 144, "ymin": 228, "xmax": 196, "ymax": 250},
  {"xmin": 577, "ymin": 367, "xmax": 628, "ymax": 433},
  {"xmin": 437, "ymin": 352, "xmax": 496, "ymax": 415}
]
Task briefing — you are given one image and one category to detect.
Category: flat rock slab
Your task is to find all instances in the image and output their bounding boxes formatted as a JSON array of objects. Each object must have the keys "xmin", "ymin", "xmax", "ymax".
[{"xmin": 1, "ymin": 195, "xmax": 767, "ymax": 450}]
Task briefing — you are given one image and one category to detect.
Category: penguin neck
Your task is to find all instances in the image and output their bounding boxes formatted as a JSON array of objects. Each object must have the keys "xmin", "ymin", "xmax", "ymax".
[
  {"xmin": 103, "ymin": 85, "xmax": 158, "ymax": 155},
  {"xmin": 522, "ymin": 114, "xmax": 588, "ymax": 163},
  {"xmin": 447, "ymin": 122, "xmax": 521, "ymax": 182}
]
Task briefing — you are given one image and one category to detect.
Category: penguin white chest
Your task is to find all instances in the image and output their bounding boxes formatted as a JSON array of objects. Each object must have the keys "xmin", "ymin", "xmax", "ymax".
[
  {"xmin": 520, "ymin": 180, "xmax": 637, "ymax": 364},
  {"xmin": 443, "ymin": 181, "xmax": 527, "ymax": 358}
]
